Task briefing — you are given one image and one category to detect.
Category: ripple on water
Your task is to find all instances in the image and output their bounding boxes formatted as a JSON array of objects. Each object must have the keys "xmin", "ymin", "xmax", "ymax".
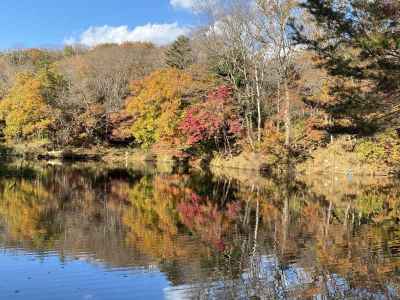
[{"xmin": 0, "ymin": 162, "xmax": 398, "ymax": 299}]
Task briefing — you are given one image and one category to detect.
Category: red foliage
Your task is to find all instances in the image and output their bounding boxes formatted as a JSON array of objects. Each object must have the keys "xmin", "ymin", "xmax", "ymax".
[
  {"xmin": 179, "ymin": 85, "xmax": 241, "ymax": 148},
  {"xmin": 178, "ymin": 198, "xmax": 227, "ymax": 251},
  {"xmin": 177, "ymin": 190, "xmax": 242, "ymax": 252},
  {"xmin": 227, "ymin": 118, "xmax": 241, "ymax": 135},
  {"xmin": 178, "ymin": 192, "xmax": 203, "ymax": 221},
  {"xmin": 226, "ymin": 201, "xmax": 242, "ymax": 220},
  {"xmin": 208, "ymin": 85, "xmax": 232, "ymax": 101}
]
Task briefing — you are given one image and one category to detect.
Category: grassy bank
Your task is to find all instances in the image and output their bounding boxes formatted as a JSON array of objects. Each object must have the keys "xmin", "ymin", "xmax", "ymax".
[
  {"xmin": 297, "ymin": 133, "xmax": 400, "ymax": 177},
  {"xmin": 3, "ymin": 131, "xmax": 400, "ymax": 178}
]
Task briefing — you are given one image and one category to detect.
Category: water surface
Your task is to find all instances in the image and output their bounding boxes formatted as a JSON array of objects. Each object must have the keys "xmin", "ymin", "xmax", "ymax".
[{"xmin": 0, "ymin": 161, "xmax": 399, "ymax": 299}]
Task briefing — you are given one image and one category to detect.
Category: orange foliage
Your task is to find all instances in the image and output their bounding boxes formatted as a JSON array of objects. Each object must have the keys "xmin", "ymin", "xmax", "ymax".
[
  {"xmin": 125, "ymin": 68, "xmax": 194, "ymax": 147},
  {"xmin": 0, "ymin": 72, "xmax": 55, "ymax": 140}
]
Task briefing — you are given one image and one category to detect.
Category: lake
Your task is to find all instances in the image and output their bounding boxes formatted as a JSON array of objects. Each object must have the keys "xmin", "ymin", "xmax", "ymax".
[{"xmin": 0, "ymin": 161, "xmax": 398, "ymax": 299}]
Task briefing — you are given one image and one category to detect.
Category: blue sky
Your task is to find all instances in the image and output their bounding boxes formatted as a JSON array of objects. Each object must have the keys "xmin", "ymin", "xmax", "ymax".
[{"xmin": 0, "ymin": 0, "xmax": 198, "ymax": 49}]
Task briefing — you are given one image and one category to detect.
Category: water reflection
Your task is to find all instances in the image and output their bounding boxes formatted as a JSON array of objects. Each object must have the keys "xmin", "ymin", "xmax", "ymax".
[{"xmin": 0, "ymin": 161, "xmax": 399, "ymax": 299}]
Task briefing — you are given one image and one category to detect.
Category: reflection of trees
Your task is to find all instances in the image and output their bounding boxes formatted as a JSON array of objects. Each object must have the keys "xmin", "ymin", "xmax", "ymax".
[
  {"xmin": 0, "ymin": 178, "xmax": 59, "ymax": 248},
  {"xmin": 123, "ymin": 175, "xmax": 188, "ymax": 260},
  {"xmin": 203, "ymin": 170, "xmax": 400, "ymax": 299},
  {"xmin": 0, "ymin": 162, "xmax": 399, "ymax": 298},
  {"xmin": 0, "ymin": 164, "xmax": 148, "ymax": 267},
  {"xmin": 120, "ymin": 173, "xmax": 245, "ymax": 286}
]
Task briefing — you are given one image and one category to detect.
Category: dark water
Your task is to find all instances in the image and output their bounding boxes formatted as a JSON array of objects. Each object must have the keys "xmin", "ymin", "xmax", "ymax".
[{"xmin": 0, "ymin": 161, "xmax": 399, "ymax": 299}]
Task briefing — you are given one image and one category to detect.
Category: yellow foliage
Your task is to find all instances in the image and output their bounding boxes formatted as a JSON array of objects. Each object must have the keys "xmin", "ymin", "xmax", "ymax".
[
  {"xmin": 309, "ymin": 79, "xmax": 335, "ymax": 104},
  {"xmin": 125, "ymin": 68, "xmax": 194, "ymax": 148},
  {"xmin": 0, "ymin": 179, "xmax": 58, "ymax": 247},
  {"xmin": 122, "ymin": 175, "xmax": 194, "ymax": 259},
  {"xmin": 0, "ymin": 72, "xmax": 55, "ymax": 140}
]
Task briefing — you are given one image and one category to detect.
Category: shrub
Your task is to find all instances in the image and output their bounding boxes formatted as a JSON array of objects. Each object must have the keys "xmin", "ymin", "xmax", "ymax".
[{"xmin": 355, "ymin": 129, "xmax": 400, "ymax": 166}]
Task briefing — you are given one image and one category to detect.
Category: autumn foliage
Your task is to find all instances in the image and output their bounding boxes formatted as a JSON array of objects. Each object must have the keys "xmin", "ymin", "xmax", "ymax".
[
  {"xmin": 179, "ymin": 85, "xmax": 241, "ymax": 152},
  {"xmin": 125, "ymin": 68, "xmax": 194, "ymax": 148},
  {"xmin": 0, "ymin": 72, "xmax": 55, "ymax": 140},
  {"xmin": 124, "ymin": 70, "xmax": 241, "ymax": 154}
]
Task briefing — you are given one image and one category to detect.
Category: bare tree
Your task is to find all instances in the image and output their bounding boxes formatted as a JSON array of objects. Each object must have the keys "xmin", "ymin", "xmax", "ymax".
[
  {"xmin": 253, "ymin": 0, "xmax": 300, "ymax": 148},
  {"xmin": 193, "ymin": 0, "xmax": 301, "ymax": 151},
  {"xmin": 198, "ymin": 0, "xmax": 273, "ymax": 147},
  {"xmin": 55, "ymin": 42, "xmax": 164, "ymax": 145}
]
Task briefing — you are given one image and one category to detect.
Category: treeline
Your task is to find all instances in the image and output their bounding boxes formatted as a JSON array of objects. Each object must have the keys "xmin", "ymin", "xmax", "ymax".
[
  {"xmin": 0, "ymin": 43, "xmax": 163, "ymax": 146},
  {"xmin": 0, "ymin": 0, "xmax": 399, "ymax": 165}
]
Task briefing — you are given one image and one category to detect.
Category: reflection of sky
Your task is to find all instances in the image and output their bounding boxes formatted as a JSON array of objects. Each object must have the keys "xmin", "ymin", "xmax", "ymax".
[
  {"xmin": 165, "ymin": 255, "xmax": 399, "ymax": 300},
  {"xmin": 164, "ymin": 255, "xmax": 317, "ymax": 299},
  {"xmin": 0, "ymin": 250, "xmax": 169, "ymax": 300},
  {"xmin": 255, "ymin": 255, "xmax": 314, "ymax": 288},
  {"xmin": 0, "ymin": 249, "xmax": 397, "ymax": 300}
]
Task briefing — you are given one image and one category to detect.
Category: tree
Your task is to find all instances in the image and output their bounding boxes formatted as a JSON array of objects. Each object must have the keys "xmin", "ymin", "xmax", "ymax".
[
  {"xmin": 165, "ymin": 36, "xmax": 194, "ymax": 70},
  {"xmin": 125, "ymin": 68, "xmax": 194, "ymax": 148},
  {"xmin": 200, "ymin": 1, "xmax": 267, "ymax": 148},
  {"xmin": 295, "ymin": 0, "xmax": 400, "ymax": 129},
  {"xmin": 179, "ymin": 85, "xmax": 241, "ymax": 154},
  {"xmin": 197, "ymin": 0, "xmax": 302, "ymax": 151},
  {"xmin": 0, "ymin": 49, "xmax": 59, "ymax": 100},
  {"xmin": 0, "ymin": 72, "xmax": 55, "ymax": 140},
  {"xmin": 253, "ymin": 0, "xmax": 300, "ymax": 148},
  {"xmin": 296, "ymin": 0, "xmax": 400, "ymax": 86},
  {"xmin": 54, "ymin": 42, "xmax": 163, "ymax": 145},
  {"xmin": 58, "ymin": 42, "xmax": 163, "ymax": 113}
]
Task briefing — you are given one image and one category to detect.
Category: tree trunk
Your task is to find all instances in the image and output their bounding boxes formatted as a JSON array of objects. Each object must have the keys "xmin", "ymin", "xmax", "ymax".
[
  {"xmin": 277, "ymin": 80, "xmax": 281, "ymax": 131},
  {"xmin": 245, "ymin": 111, "xmax": 255, "ymax": 150},
  {"xmin": 283, "ymin": 78, "xmax": 291, "ymax": 148},
  {"xmin": 255, "ymin": 68, "xmax": 262, "ymax": 144}
]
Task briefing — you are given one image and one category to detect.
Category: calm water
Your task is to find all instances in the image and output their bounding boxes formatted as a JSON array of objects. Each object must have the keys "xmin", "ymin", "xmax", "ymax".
[{"xmin": 0, "ymin": 161, "xmax": 399, "ymax": 299}]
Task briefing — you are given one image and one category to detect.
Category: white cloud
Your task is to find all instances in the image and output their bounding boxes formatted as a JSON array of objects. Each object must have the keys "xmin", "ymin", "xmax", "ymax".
[
  {"xmin": 170, "ymin": 0, "xmax": 196, "ymax": 10},
  {"xmin": 65, "ymin": 23, "xmax": 190, "ymax": 47}
]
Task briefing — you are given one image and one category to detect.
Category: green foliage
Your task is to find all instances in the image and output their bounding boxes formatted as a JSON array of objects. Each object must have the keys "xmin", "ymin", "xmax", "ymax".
[
  {"xmin": 297, "ymin": 0, "xmax": 400, "ymax": 138},
  {"xmin": 63, "ymin": 46, "xmax": 76, "ymax": 57},
  {"xmin": 298, "ymin": 0, "xmax": 400, "ymax": 86},
  {"xmin": 131, "ymin": 111, "xmax": 158, "ymax": 148},
  {"xmin": 355, "ymin": 194, "xmax": 385, "ymax": 218},
  {"xmin": 355, "ymin": 129, "xmax": 400, "ymax": 166},
  {"xmin": 36, "ymin": 66, "xmax": 67, "ymax": 103},
  {"xmin": 4, "ymin": 49, "xmax": 56, "ymax": 70},
  {"xmin": 165, "ymin": 36, "xmax": 194, "ymax": 70},
  {"xmin": 355, "ymin": 140, "xmax": 386, "ymax": 163}
]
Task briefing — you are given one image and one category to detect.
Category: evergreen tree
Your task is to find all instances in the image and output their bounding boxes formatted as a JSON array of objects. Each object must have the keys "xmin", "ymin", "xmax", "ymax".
[
  {"xmin": 165, "ymin": 36, "xmax": 194, "ymax": 70},
  {"xmin": 293, "ymin": 0, "xmax": 400, "ymax": 131},
  {"xmin": 295, "ymin": 0, "xmax": 400, "ymax": 89}
]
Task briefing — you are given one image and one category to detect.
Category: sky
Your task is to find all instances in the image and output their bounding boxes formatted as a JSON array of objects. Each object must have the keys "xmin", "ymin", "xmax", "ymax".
[{"xmin": 0, "ymin": 0, "xmax": 199, "ymax": 49}]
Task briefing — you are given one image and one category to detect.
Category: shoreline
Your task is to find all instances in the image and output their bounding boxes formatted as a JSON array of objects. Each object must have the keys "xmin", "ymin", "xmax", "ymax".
[{"xmin": 1, "ymin": 142, "xmax": 397, "ymax": 178}]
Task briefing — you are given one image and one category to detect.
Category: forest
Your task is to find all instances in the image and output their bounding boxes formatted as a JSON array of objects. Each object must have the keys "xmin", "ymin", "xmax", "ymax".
[{"xmin": 0, "ymin": 0, "xmax": 399, "ymax": 174}]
